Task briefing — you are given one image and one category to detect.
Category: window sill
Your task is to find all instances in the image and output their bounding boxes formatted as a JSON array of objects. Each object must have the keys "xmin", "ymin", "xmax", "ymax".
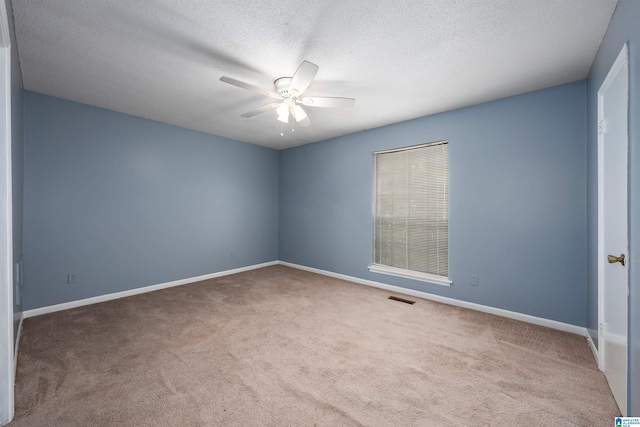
[{"xmin": 368, "ymin": 264, "xmax": 452, "ymax": 287}]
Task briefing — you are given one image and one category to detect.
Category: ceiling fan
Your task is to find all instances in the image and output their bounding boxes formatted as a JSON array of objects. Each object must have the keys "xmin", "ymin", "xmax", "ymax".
[{"xmin": 220, "ymin": 60, "xmax": 355, "ymax": 127}]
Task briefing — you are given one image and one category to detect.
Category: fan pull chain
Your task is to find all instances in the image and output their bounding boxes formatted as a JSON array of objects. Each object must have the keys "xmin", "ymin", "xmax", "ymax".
[{"xmin": 280, "ymin": 122, "xmax": 284, "ymax": 137}]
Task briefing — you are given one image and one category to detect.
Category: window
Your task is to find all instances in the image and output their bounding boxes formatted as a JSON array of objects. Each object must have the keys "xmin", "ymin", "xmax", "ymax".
[{"xmin": 369, "ymin": 141, "xmax": 450, "ymax": 286}]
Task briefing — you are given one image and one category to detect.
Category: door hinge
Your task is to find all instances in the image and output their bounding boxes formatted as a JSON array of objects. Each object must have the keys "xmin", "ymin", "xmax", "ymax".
[{"xmin": 598, "ymin": 119, "xmax": 608, "ymax": 135}]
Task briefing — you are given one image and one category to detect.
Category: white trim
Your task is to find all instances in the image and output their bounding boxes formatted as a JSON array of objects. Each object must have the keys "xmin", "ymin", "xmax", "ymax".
[
  {"xmin": 12, "ymin": 317, "xmax": 21, "ymax": 380},
  {"xmin": 0, "ymin": 0, "xmax": 8, "ymax": 48},
  {"xmin": 597, "ymin": 42, "xmax": 629, "ymax": 372},
  {"xmin": 587, "ymin": 334, "xmax": 599, "ymax": 365},
  {"xmin": 23, "ymin": 261, "xmax": 278, "ymax": 318},
  {"xmin": 20, "ymin": 260, "xmax": 596, "ymax": 360},
  {"xmin": 599, "ymin": 44, "xmax": 629, "ymax": 94},
  {"xmin": 368, "ymin": 264, "xmax": 451, "ymax": 286},
  {"xmin": 0, "ymin": 1, "xmax": 12, "ymax": 422},
  {"xmin": 279, "ymin": 261, "xmax": 586, "ymax": 336},
  {"xmin": 603, "ymin": 332, "xmax": 627, "ymax": 347},
  {"xmin": 596, "ymin": 91, "xmax": 604, "ymax": 371},
  {"xmin": 597, "ymin": 77, "xmax": 605, "ymax": 371},
  {"xmin": 372, "ymin": 139, "xmax": 448, "ymax": 155}
]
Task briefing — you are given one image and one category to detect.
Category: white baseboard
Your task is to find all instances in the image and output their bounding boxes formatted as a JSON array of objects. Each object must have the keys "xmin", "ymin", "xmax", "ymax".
[
  {"xmin": 23, "ymin": 261, "xmax": 278, "ymax": 318},
  {"xmin": 21, "ymin": 259, "xmax": 590, "ymax": 339},
  {"xmin": 587, "ymin": 333, "xmax": 600, "ymax": 368},
  {"xmin": 278, "ymin": 261, "xmax": 588, "ymax": 337},
  {"xmin": 13, "ymin": 315, "xmax": 22, "ymax": 381}
]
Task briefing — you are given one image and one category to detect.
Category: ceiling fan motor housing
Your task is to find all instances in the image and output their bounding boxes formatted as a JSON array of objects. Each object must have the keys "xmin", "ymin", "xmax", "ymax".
[{"xmin": 274, "ymin": 77, "xmax": 298, "ymax": 99}]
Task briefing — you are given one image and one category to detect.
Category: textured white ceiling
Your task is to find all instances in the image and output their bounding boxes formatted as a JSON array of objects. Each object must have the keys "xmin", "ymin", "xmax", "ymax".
[{"xmin": 11, "ymin": 0, "xmax": 617, "ymax": 150}]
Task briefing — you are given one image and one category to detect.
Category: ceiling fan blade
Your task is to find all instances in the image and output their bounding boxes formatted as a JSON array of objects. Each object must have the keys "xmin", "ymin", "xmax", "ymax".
[
  {"xmin": 240, "ymin": 103, "xmax": 281, "ymax": 118},
  {"xmin": 289, "ymin": 60, "xmax": 319, "ymax": 96},
  {"xmin": 220, "ymin": 77, "xmax": 282, "ymax": 99},
  {"xmin": 291, "ymin": 105, "xmax": 311, "ymax": 127},
  {"xmin": 299, "ymin": 97, "xmax": 355, "ymax": 108}
]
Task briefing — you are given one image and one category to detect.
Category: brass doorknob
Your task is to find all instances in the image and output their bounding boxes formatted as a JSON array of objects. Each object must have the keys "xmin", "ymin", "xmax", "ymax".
[{"xmin": 607, "ymin": 254, "xmax": 625, "ymax": 266}]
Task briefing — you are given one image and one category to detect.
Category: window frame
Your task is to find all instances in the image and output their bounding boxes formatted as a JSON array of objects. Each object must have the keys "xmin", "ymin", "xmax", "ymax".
[{"xmin": 368, "ymin": 140, "xmax": 451, "ymax": 287}]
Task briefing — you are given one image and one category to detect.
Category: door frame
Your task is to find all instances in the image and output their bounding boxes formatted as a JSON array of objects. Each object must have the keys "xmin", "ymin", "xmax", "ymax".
[
  {"xmin": 0, "ymin": 0, "xmax": 12, "ymax": 424},
  {"xmin": 597, "ymin": 42, "xmax": 629, "ymax": 403}
]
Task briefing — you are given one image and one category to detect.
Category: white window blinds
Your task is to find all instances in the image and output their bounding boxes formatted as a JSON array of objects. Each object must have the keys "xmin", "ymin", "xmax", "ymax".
[{"xmin": 373, "ymin": 141, "xmax": 448, "ymax": 278}]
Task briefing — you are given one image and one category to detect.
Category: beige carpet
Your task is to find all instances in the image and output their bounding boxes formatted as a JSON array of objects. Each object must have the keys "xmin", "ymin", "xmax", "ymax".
[{"xmin": 11, "ymin": 265, "xmax": 619, "ymax": 426}]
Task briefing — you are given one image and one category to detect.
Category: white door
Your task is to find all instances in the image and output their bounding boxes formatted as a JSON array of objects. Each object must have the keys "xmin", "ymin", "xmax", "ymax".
[
  {"xmin": 598, "ymin": 43, "xmax": 629, "ymax": 416},
  {"xmin": 0, "ymin": 2, "xmax": 11, "ymax": 424}
]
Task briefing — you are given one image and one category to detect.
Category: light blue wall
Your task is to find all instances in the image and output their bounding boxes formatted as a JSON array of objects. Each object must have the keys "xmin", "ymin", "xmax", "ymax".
[
  {"xmin": 279, "ymin": 81, "xmax": 587, "ymax": 326},
  {"xmin": 5, "ymin": 0, "xmax": 23, "ymax": 348},
  {"xmin": 587, "ymin": 0, "xmax": 640, "ymax": 415},
  {"xmin": 22, "ymin": 91, "xmax": 279, "ymax": 310}
]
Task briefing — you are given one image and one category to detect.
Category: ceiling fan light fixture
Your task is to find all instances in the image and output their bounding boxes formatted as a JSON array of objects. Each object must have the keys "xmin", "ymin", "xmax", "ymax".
[
  {"xmin": 292, "ymin": 105, "xmax": 308, "ymax": 122},
  {"xmin": 276, "ymin": 104, "xmax": 289, "ymax": 123}
]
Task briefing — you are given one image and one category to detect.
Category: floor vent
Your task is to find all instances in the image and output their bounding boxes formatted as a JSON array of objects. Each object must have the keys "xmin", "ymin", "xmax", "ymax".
[{"xmin": 388, "ymin": 296, "xmax": 416, "ymax": 305}]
